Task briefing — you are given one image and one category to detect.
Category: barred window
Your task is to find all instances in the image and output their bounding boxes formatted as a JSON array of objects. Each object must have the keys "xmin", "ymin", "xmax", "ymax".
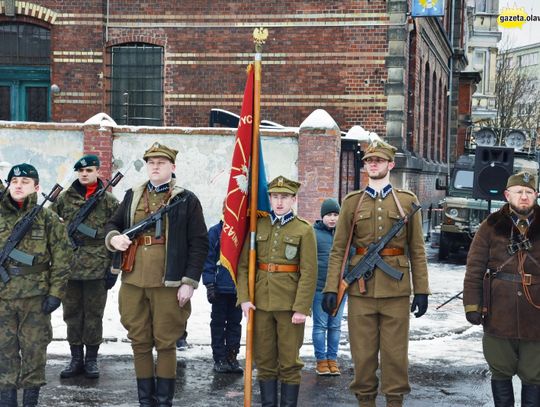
[
  {"xmin": 0, "ymin": 23, "xmax": 50, "ymax": 65},
  {"xmin": 108, "ymin": 43, "xmax": 164, "ymax": 126}
]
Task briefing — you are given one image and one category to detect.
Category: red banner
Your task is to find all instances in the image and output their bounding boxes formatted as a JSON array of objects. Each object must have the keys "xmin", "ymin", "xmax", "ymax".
[{"xmin": 220, "ymin": 65, "xmax": 255, "ymax": 284}]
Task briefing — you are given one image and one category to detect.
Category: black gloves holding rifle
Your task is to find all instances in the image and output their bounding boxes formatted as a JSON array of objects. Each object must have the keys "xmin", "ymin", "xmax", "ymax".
[{"xmin": 42, "ymin": 295, "xmax": 61, "ymax": 314}]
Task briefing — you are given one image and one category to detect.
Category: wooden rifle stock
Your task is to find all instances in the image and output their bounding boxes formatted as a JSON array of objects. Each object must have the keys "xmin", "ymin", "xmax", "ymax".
[{"xmin": 332, "ymin": 279, "xmax": 350, "ymax": 317}]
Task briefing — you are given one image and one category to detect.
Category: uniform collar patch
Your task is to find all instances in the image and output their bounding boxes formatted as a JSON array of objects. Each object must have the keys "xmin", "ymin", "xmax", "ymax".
[
  {"xmin": 365, "ymin": 184, "xmax": 392, "ymax": 199},
  {"xmin": 147, "ymin": 182, "xmax": 170, "ymax": 193},
  {"xmin": 270, "ymin": 210, "xmax": 295, "ymax": 226}
]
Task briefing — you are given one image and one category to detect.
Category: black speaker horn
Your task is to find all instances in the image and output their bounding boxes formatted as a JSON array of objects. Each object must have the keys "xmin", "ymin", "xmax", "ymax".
[{"xmin": 472, "ymin": 146, "xmax": 514, "ymax": 201}]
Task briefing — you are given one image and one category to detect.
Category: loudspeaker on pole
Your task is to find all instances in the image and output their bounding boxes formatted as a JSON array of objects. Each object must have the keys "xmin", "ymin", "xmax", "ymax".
[{"xmin": 472, "ymin": 146, "xmax": 514, "ymax": 201}]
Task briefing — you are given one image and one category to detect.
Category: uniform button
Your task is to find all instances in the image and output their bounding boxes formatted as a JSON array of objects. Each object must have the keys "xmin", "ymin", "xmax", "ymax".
[
  {"xmin": 152, "ymin": 203, "xmax": 156, "ymax": 206},
  {"xmin": 517, "ymin": 291, "xmax": 523, "ymax": 296},
  {"xmin": 378, "ymin": 216, "xmax": 382, "ymax": 220},
  {"xmin": 275, "ymin": 233, "xmax": 278, "ymax": 236},
  {"xmin": 272, "ymin": 249, "xmax": 276, "ymax": 252},
  {"xmin": 378, "ymin": 226, "xmax": 383, "ymax": 230},
  {"xmin": 274, "ymin": 240, "xmax": 277, "ymax": 244},
  {"xmin": 378, "ymin": 199, "xmax": 382, "ymax": 202},
  {"xmin": 378, "ymin": 207, "xmax": 382, "ymax": 211},
  {"xmin": 378, "ymin": 236, "xmax": 381, "ymax": 240}
]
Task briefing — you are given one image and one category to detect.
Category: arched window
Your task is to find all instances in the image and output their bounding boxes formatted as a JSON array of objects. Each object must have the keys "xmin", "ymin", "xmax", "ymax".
[
  {"xmin": 108, "ymin": 43, "xmax": 164, "ymax": 126},
  {"xmin": 0, "ymin": 23, "xmax": 51, "ymax": 121}
]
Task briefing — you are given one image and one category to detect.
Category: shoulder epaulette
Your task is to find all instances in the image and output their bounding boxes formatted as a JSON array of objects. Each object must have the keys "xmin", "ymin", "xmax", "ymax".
[
  {"xmin": 295, "ymin": 216, "xmax": 312, "ymax": 226},
  {"xmin": 396, "ymin": 189, "xmax": 416, "ymax": 198},
  {"xmin": 344, "ymin": 189, "xmax": 364, "ymax": 200}
]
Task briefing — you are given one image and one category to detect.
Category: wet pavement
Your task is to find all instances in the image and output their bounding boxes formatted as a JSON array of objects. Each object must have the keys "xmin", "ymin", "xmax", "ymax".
[{"xmin": 38, "ymin": 351, "xmax": 497, "ymax": 406}]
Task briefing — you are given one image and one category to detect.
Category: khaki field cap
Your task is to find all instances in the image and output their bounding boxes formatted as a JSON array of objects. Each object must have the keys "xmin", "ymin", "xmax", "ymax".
[
  {"xmin": 268, "ymin": 176, "xmax": 301, "ymax": 195},
  {"xmin": 506, "ymin": 171, "xmax": 537, "ymax": 192},
  {"xmin": 143, "ymin": 142, "xmax": 178, "ymax": 163},
  {"xmin": 363, "ymin": 139, "xmax": 398, "ymax": 162}
]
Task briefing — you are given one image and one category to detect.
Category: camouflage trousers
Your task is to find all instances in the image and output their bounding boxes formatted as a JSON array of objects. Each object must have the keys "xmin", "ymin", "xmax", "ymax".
[
  {"xmin": 63, "ymin": 279, "xmax": 108, "ymax": 346},
  {"xmin": 0, "ymin": 296, "xmax": 52, "ymax": 389}
]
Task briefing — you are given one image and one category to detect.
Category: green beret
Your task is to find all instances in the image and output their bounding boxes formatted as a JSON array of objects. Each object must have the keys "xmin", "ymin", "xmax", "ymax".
[
  {"xmin": 74, "ymin": 154, "xmax": 100, "ymax": 170},
  {"xmin": 7, "ymin": 163, "xmax": 39, "ymax": 183},
  {"xmin": 506, "ymin": 171, "xmax": 537, "ymax": 191},
  {"xmin": 363, "ymin": 139, "xmax": 398, "ymax": 162},
  {"xmin": 268, "ymin": 176, "xmax": 301, "ymax": 195},
  {"xmin": 143, "ymin": 142, "xmax": 178, "ymax": 162}
]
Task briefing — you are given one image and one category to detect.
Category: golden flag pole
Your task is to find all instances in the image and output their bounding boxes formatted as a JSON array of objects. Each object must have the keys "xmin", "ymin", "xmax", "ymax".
[{"xmin": 244, "ymin": 26, "xmax": 268, "ymax": 407}]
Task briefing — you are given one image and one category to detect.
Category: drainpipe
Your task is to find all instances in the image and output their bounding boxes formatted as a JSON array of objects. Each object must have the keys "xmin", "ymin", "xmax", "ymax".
[{"xmin": 446, "ymin": 0, "xmax": 456, "ymax": 179}]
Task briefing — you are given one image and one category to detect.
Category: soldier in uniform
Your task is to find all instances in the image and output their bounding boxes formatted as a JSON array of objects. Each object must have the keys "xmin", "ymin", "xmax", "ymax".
[
  {"xmin": 464, "ymin": 172, "xmax": 540, "ymax": 406},
  {"xmin": 51, "ymin": 155, "xmax": 119, "ymax": 379},
  {"xmin": 323, "ymin": 140, "xmax": 430, "ymax": 407},
  {"xmin": 105, "ymin": 142, "xmax": 208, "ymax": 407},
  {"xmin": 0, "ymin": 164, "xmax": 71, "ymax": 407},
  {"xmin": 237, "ymin": 176, "xmax": 317, "ymax": 407}
]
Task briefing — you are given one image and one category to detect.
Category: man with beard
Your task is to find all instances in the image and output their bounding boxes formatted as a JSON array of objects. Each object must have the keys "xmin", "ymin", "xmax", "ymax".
[
  {"xmin": 322, "ymin": 139, "xmax": 430, "ymax": 407},
  {"xmin": 464, "ymin": 171, "xmax": 540, "ymax": 406},
  {"xmin": 51, "ymin": 155, "xmax": 119, "ymax": 379}
]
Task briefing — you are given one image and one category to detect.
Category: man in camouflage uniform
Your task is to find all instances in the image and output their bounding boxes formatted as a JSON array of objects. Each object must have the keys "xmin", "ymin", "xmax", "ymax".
[
  {"xmin": 0, "ymin": 164, "xmax": 71, "ymax": 407},
  {"xmin": 323, "ymin": 140, "xmax": 430, "ymax": 407},
  {"xmin": 51, "ymin": 155, "xmax": 119, "ymax": 379},
  {"xmin": 238, "ymin": 176, "xmax": 317, "ymax": 407},
  {"xmin": 105, "ymin": 142, "xmax": 208, "ymax": 406},
  {"xmin": 465, "ymin": 172, "xmax": 540, "ymax": 406}
]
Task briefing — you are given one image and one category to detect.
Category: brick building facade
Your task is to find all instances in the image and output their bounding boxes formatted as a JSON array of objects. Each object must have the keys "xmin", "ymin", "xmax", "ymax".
[{"xmin": 1, "ymin": 0, "xmax": 473, "ymax": 205}]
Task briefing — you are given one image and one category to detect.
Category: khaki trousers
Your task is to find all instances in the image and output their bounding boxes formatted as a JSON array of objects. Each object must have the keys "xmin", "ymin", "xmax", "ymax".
[
  {"xmin": 119, "ymin": 283, "xmax": 190, "ymax": 378},
  {"xmin": 348, "ymin": 295, "xmax": 410, "ymax": 398},
  {"xmin": 254, "ymin": 309, "xmax": 305, "ymax": 384}
]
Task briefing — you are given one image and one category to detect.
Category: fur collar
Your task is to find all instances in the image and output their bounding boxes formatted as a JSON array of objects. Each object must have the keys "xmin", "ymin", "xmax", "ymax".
[{"xmin": 486, "ymin": 204, "xmax": 540, "ymax": 241}]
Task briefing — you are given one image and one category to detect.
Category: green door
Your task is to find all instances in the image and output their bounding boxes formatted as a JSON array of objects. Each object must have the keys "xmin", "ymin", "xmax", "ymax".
[{"xmin": 0, "ymin": 71, "xmax": 50, "ymax": 121}]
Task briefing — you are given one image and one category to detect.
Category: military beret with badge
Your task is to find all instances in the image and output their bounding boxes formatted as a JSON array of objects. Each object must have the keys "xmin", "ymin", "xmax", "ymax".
[
  {"xmin": 74, "ymin": 154, "xmax": 100, "ymax": 170},
  {"xmin": 7, "ymin": 163, "xmax": 39, "ymax": 183}
]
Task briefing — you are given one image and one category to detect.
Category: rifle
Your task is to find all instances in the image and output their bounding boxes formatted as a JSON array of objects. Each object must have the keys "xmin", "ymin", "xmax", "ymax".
[
  {"xmin": 67, "ymin": 171, "xmax": 124, "ymax": 249},
  {"xmin": 0, "ymin": 183, "xmax": 64, "ymax": 284},
  {"xmin": 0, "ymin": 181, "xmax": 8, "ymax": 202},
  {"xmin": 111, "ymin": 193, "xmax": 185, "ymax": 271},
  {"xmin": 436, "ymin": 291, "xmax": 463, "ymax": 310},
  {"xmin": 333, "ymin": 203, "xmax": 421, "ymax": 316}
]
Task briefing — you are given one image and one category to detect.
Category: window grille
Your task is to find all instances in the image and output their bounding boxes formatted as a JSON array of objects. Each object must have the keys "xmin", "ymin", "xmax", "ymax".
[{"xmin": 0, "ymin": 23, "xmax": 50, "ymax": 65}]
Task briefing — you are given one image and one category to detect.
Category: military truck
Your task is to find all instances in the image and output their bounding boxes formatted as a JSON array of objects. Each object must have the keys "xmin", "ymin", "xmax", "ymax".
[{"xmin": 435, "ymin": 127, "xmax": 539, "ymax": 260}]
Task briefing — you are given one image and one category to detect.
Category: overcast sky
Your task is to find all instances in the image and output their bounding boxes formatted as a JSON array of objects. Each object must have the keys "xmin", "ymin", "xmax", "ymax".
[{"xmin": 498, "ymin": 0, "xmax": 538, "ymax": 48}]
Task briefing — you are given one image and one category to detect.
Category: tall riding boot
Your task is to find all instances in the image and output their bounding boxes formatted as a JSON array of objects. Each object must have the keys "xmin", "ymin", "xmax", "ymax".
[
  {"xmin": 84, "ymin": 345, "xmax": 100, "ymax": 379},
  {"xmin": 137, "ymin": 378, "xmax": 156, "ymax": 407},
  {"xmin": 521, "ymin": 383, "xmax": 540, "ymax": 407},
  {"xmin": 0, "ymin": 388, "xmax": 17, "ymax": 407},
  {"xmin": 22, "ymin": 387, "xmax": 40, "ymax": 407},
  {"xmin": 280, "ymin": 382, "xmax": 300, "ymax": 407},
  {"xmin": 491, "ymin": 379, "xmax": 515, "ymax": 407},
  {"xmin": 155, "ymin": 377, "xmax": 176, "ymax": 407},
  {"xmin": 259, "ymin": 380, "xmax": 278, "ymax": 407},
  {"xmin": 60, "ymin": 344, "xmax": 85, "ymax": 378}
]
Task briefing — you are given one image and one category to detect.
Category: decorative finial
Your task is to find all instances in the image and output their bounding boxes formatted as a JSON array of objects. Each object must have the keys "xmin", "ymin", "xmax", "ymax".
[{"xmin": 253, "ymin": 27, "xmax": 269, "ymax": 53}]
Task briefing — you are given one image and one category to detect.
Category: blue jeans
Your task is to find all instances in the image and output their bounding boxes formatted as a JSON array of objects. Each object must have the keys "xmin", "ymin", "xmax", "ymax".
[{"xmin": 312, "ymin": 290, "xmax": 346, "ymax": 361}]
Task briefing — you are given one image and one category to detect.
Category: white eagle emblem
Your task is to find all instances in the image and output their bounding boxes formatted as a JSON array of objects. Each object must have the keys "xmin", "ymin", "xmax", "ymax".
[
  {"xmin": 233, "ymin": 164, "xmax": 249, "ymax": 194},
  {"xmin": 14, "ymin": 167, "xmax": 21, "ymax": 176},
  {"xmin": 80, "ymin": 159, "xmax": 87, "ymax": 166}
]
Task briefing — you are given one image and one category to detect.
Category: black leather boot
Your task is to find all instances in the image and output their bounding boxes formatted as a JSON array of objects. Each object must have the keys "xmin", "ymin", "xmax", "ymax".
[
  {"xmin": 521, "ymin": 383, "xmax": 540, "ymax": 407},
  {"xmin": 259, "ymin": 380, "xmax": 278, "ymax": 407},
  {"xmin": 84, "ymin": 345, "xmax": 100, "ymax": 379},
  {"xmin": 60, "ymin": 344, "xmax": 85, "ymax": 378},
  {"xmin": 226, "ymin": 349, "xmax": 243, "ymax": 374},
  {"xmin": 280, "ymin": 382, "xmax": 299, "ymax": 407},
  {"xmin": 0, "ymin": 388, "xmax": 17, "ymax": 407},
  {"xmin": 491, "ymin": 379, "xmax": 514, "ymax": 407},
  {"xmin": 155, "ymin": 377, "xmax": 175, "ymax": 407},
  {"xmin": 22, "ymin": 387, "xmax": 40, "ymax": 407},
  {"xmin": 137, "ymin": 378, "xmax": 156, "ymax": 407}
]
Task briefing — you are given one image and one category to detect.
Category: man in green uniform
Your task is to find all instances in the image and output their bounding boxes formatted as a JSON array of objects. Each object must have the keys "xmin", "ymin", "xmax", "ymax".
[
  {"xmin": 51, "ymin": 155, "xmax": 119, "ymax": 379},
  {"xmin": 105, "ymin": 142, "xmax": 208, "ymax": 406},
  {"xmin": 237, "ymin": 176, "xmax": 317, "ymax": 407},
  {"xmin": 0, "ymin": 164, "xmax": 71, "ymax": 407},
  {"xmin": 323, "ymin": 140, "xmax": 430, "ymax": 407},
  {"xmin": 464, "ymin": 172, "xmax": 540, "ymax": 406}
]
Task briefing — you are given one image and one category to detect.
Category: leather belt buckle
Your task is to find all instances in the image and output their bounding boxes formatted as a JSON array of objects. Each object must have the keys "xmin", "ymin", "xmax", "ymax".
[
  {"xmin": 524, "ymin": 274, "xmax": 532, "ymax": 286},
  {"xmin": 267, "ymin": 263, "xmax": 277, "ymax": 272},
  {"xmin": 144, "ymin": 236, "xmax": 152, "ymax": 246}
]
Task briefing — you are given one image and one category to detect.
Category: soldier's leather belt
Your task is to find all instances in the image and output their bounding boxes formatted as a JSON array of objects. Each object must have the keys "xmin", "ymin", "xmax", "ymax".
[
  {"xmin": 356, "ymin": 247, "xmax": 404, "ymax": 256},
  {"xmin": 258, "ymin": 263, "xmax": 299, "ymax": 273},
  {"xmin": 136, "ymin": 235, "xmax": 165, "ymax": 246},
  {"xmin": 8, "ymin": 263, "xmax": 48, "ymax": 276},
  {"xmin": 490, "ymin": 270, "xmax": 540, "ymax": 286}
]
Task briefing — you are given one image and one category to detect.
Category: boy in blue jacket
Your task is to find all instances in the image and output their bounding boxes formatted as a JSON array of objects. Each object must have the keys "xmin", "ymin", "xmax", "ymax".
[{"xmin": 202, "ymin": 215, "xmax": 243, "ymax": 374}]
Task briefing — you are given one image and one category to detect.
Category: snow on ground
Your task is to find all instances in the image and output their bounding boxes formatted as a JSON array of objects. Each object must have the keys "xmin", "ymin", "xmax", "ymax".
[{"xmin": 49, "ymin": 250, "xmax": 482, "ymax": 371}]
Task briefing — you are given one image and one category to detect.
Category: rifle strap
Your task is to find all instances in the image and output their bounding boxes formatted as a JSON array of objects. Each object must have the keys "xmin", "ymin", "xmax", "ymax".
[
  {"xmin": 390, "ymin": 188, "xmax": 406, "ymax": 219},
  {"xmin": 340, "ymin": 192, "xmax": 366, "ymax": 280}
]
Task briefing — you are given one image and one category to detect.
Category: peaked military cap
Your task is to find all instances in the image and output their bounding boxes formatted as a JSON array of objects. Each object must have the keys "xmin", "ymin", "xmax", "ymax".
[
  {"xmin": 74, "ymin": 154, "xmax": 100, "ymax": 170},
  {"xmin": 268, "ymin": 176, "xmax": 301, "ymax": 195},
  {"xmin": 7, "ymin": 163, "xmax": 39, "ymax": 183},
  {"xmin": 363, "ymin": 139, "xmax": 398, "ymax": 162},
  {"xmin": 506, "ymin": 171, "xmax": 537, "ymax": 192},
  {"xmin": 143, "ymin": 142, "xmax": 178, "ymax": 163}
]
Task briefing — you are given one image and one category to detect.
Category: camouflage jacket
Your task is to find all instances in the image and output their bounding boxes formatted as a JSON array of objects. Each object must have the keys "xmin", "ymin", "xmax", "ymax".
[
  {"xmin": 51, "ymin": 179, "xmax": 119, "ymax": 280},
  {"xmin": 0, "ymin": 192, "xmax": 72, "ymax": 300}
]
